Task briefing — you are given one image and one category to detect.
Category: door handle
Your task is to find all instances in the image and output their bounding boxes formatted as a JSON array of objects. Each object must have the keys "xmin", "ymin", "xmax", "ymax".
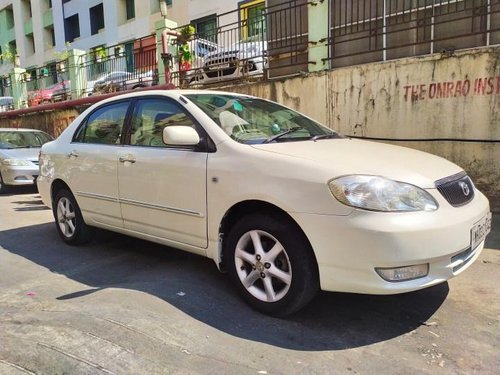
[
  {"xmin": 119, "ymin": 156, "xmax": 136, "ymax": 163},
  {"xmin": 67, "ymin": 151, "xmax": 79, "ymax": 158}
]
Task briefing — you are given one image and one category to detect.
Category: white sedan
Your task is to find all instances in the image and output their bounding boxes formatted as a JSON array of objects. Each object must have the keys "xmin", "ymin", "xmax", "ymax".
[{"xmin": 37, "ymin": 90, "xmax": 491, "ymax": 316}]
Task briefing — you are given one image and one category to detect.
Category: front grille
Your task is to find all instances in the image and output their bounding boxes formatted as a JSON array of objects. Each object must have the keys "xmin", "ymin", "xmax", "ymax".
[
  {"xmin": 204, "ymin": 57, "xmax": 238, "ymax": 78},
  {"xmin": 435, "ymin": 172, "xmax": 474, "ymax": 207}
]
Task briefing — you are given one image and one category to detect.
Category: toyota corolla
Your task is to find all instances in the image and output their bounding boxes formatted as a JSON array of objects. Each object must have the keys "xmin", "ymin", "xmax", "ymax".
[
  {"xmin": 37, "ymin": 90, "xmax": 491, "ymax": 316},
  {"xmin": 0, "ymin": 128, "xmax": 53, "ymax": 193}
]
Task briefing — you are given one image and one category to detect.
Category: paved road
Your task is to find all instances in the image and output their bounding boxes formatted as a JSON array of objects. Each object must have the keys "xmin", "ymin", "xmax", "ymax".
[{"xmin": 0, "ymin": 188, "xmax": 499, "ymax": 375}]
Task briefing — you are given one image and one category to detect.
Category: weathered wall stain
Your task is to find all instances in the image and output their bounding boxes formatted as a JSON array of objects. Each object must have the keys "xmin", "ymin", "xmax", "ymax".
[
  {"xmin": 0, "ymin": 47, "xmax": 498, "ymax": 210},
  {"xmin": 224, "ymin": 47, "xmax": 500, "ymax": 210},
  {"xmin": 0, "ymin": 109, "xmax": 80, "ymax": 137}
]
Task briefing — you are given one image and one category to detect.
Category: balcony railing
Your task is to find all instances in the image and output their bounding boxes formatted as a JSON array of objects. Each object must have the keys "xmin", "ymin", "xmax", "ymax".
[
  {"xmin": 171, "ymin": 0, "xmax": 309, "ymax": 87},
  {"xmin": 1, "ymin": 0, "xmax": 499, "ymax": 111},
  {"xmin": 79, "ymin": 35, "xmax": 158, "ymax": 97},
  {"xmin": 327, "ymin": 0, "xmax": 500, "ymax": 68}
]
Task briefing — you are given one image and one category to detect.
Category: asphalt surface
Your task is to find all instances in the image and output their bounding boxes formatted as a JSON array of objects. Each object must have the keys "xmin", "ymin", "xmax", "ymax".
[{"xmin": 0, "ymin": 187, "xmax": 498, "ymax": 375}]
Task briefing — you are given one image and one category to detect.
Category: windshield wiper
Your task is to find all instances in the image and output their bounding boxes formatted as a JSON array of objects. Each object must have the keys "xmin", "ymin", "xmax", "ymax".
[
  {"xmin": 263, "ymin": 127, "xmax": 302, "ymax": 144},
  {"xmin": 310, "ymin": 133, "xmax": 342, "ymax": 141}
]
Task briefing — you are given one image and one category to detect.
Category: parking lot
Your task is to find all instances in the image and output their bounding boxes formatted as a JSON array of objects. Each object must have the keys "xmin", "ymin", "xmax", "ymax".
[{"xmin": 0, "ymin": 188, "xmax": 498, "ymax": 375}]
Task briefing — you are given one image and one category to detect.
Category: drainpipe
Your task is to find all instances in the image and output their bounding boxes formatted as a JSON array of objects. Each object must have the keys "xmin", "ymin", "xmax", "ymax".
[
  {"xmin": 161, "ymin": 29, "xmax": 180, "ymax": 86},
  {"xmin": 155, "ymin": 17, "xmax": 178, "ymax": 86}
]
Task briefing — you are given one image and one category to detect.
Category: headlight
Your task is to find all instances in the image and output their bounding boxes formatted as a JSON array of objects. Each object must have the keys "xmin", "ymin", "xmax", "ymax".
[
  {"xmin": 328, "ymin": 175, "xmax": 438, "ymax": 212},
  {"xmin": 2, "ymin": 159, "xmax": 32, "ymax": 166}
]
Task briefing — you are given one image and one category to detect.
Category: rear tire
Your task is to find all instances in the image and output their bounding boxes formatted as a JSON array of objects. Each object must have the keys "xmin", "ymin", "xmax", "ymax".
[
  {"xmin": 53, "ymin": 189, "xmax": 93, "ymax": 245},
  {"xmin": 224, "ymin": 213, "xmax": 319, "ymax": 317}
]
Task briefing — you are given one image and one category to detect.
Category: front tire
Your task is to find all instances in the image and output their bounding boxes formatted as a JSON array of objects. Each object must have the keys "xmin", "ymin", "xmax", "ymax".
[
  {"xmin": 0, "ymin": 173, "xmax": 9, "ymax": 194},
  {"xmin": 224, "ymin": 213, "xmax": 319, "ymax": 317},
  {"xmin": 53, "ymin": 189, "xmax": 93, "ymax": 245}
]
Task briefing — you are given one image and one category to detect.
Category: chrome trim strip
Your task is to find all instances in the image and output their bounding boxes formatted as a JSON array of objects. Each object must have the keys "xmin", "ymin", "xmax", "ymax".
[
  {"xmin": 434, "ymin": 171, "xmax": 467, "ymax": 187},
  {"xmin": 76, "ymin": 191, "xmax": 119, "ymax": 203},
  {"xmin": 75, "ymin": 192, "xmax": 204, "ymax": 217},
  {"xmin": 120, "ymin": 198, "xmax": 204, "ymax": 217}
]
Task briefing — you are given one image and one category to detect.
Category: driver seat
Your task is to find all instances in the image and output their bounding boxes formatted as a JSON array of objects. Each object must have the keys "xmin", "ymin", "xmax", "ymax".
[{"xmin": 219, "ymin": 111, "xmax": 249, "ymax": 135}]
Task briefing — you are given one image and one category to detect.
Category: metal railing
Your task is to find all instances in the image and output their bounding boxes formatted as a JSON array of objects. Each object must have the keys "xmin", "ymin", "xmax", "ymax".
[
  {"xmin": 0, "ymin": 76, "xmax": 12, "ymax": 98},
  {"xmin": 171, "ymin": 0, "xmax": 309, "ymax": 87},
  {"xmin": 26, "ymin": 61, "xmax": 70, "ymax": 107},
  {"xmin": 79, "ymin": 35, "xmax": 158, "ymax": 96},
  {"xmin": 2, "ymin": 0, "xmax": 500, "ymax": 110},
  {"xmin": 327, "ymin": 0, "xmax": 500, "ymax": 68}
]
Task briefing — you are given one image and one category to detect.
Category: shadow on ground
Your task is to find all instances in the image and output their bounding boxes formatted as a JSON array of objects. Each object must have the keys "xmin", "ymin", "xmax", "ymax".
[
  {"xmin": 0, "ymin": 218, "xmax": 450, "ymax": 351},
  {"xmin": 485, "ymin": 213, "xmax": 500, "ymax": 250}
]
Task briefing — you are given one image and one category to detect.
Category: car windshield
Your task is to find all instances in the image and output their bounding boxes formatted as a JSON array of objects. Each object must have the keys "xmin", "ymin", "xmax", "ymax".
[
  {"xmin": 0, "ymin": 97, "xmax": 13, "ymax": 106},
  {"xmin": 0, "ymin": 131, "xmax": 52, "ymax": 149},
  {"xmin": 185, "ymin": 94, "xmax": 342, "ymax": 144}
]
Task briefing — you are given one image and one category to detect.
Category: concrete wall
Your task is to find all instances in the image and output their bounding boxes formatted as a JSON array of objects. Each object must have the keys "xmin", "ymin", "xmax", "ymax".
[
  {"xmin": 0, "ymin": 108, "xmax": 80, "ymax": 136},
  {"xmin": 1, "ymin": 47, "xmax": 498, "ymax": 210},
  {"xmin": 223, "ymin": 47, "xmax": 500, "ymax": 210}
]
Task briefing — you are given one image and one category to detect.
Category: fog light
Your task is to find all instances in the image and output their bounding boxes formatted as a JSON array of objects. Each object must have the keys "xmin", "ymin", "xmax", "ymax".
[{"xmin": 375, "ymin": 264, "xmax": 429, "ymax": 282}]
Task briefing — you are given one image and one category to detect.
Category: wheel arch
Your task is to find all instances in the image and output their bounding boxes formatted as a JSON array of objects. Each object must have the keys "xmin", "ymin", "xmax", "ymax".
[
  {"xmin": 217, "ymin": 200, "xmax": 318, "ymax": 272},
  {"xmin": 50, "ymin": 178, "xmax": 73, "ymax": 204}
]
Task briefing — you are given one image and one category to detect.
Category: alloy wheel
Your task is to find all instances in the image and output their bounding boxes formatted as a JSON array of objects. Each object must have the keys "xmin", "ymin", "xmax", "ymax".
[
  {"xmin": 56, "ymin": 197, "xmax": 76, "ymax": 238},
  {"xmin": 234, "ymin": 230, "xmax": 292, "ymax": 303}
]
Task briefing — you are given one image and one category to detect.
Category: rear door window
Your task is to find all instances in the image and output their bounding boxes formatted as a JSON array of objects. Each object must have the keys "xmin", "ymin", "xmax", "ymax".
[{"xmin": 74, "ymin": 101, "xmax": 130, "ymax": 144}]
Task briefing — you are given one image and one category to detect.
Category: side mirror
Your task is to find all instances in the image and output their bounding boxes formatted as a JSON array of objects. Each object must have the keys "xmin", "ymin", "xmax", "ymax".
[{"xmin": 162, "ymin": 126, "xmax": 200, "ymax": 146}]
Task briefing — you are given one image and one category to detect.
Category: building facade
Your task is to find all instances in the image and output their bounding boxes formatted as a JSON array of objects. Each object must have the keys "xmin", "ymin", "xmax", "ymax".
[{"xmin": 0, "ymin": 0, "xmax": 266, "ymax": 76}]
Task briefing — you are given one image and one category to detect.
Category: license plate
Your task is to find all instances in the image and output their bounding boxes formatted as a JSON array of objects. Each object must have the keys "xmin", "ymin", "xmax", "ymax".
[
  {"xmin": 208, "ymin": 63, "xmax": 230, "ymax": 70},
  {"xmin": 471, "ymin": 212, "xmax": 492, "ymax": 250}
]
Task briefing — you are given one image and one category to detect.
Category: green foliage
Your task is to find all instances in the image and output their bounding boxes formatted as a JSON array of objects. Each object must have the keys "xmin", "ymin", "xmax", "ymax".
[
  {"xmin": 178, "ymin": 25, "xmax": 196, "ymax": 43},
  {"xmin": 53, "ymin": 42, "xmax": 72, "ymax": 61},
  {"xmin": 176, "ymin": 25, "xmax": 196, "ymax": 64},
  {"xmin": 0, "ymin": 44, "xmax": 17, "ymax": 64},
  {"xmin": 179, "ymin": 44, "xmax": 192, "ymax": 63},
  {"xmin": 94, "ymin": 46, "xmax": 107, "ymax": 59}
]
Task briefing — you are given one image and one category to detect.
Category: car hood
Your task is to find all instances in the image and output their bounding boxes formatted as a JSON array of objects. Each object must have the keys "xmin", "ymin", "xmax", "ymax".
[
  {"xmin": 205, "ymin": 42, "xmax": 266, "ymax": 60},
  {"xmin": 251, "ymin": 138, "xmax": 463, "ymax": 188},
  {"xmin": 0, "ymin": 147, "xmax": 41, "ymax": 162}
]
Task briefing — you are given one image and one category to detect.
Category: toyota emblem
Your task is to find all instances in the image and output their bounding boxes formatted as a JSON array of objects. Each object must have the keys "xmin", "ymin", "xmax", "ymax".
[{"xmin": 458, "ymin": 181, "xmax": 470, "ymax": 196}]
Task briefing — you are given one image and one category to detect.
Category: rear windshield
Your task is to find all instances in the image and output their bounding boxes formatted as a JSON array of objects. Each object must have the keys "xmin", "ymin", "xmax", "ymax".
[{"xmin": 0, "ymin": 130, "xmax": 53, "ymax": 149}]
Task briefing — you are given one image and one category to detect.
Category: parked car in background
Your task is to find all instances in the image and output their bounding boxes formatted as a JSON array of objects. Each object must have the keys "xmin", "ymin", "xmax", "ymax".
[
  {"xmin": 28, "ymin": 81, "xmax": 71, "ymax": 107},
  {"xmin": 37, "ymin": 90, "xmax": 491, "ymax": 316},
  {"xmin": 90, "ymin": 70, "xmax": 157, "ymax": 95},
  {"xmin": 195, "ymin": 41, "xmax": 267, "ymax": 84},
  {"xmin": 0, "ymin": 96, "xmax": 14, "ymax": 112},
  {"xmin": 180, "ymin": 39, "xmax": 220, "ymax": 84},
  {"xmin": 0, "ymin": 128, "xmax": 53, "ymax": 193}
]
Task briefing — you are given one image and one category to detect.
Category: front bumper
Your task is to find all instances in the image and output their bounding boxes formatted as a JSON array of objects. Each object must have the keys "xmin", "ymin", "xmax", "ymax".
[
  {"xmin": 290, "ymin": 189, "xmax": 491, "ymax": 295},
  {"xmin": 202, "ymin": 59, "xmax": 264, "ymax": 82},
  {"xmin": 1, "ymin": 165, "xmax": 39, "ymax": 186}
]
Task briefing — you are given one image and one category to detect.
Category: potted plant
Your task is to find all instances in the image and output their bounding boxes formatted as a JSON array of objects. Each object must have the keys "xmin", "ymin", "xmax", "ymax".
[
  {"xmin": 0, "ymin": 44, "xmax": 17, "ymax": 65},
  {"xmin": 176, "ymin": 25, "xmax": 195, "ymax": 87}
]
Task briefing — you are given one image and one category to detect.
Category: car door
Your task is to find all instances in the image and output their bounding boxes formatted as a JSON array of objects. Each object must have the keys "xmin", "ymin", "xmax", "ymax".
[
  {"xmin": 117, "ymin": 97, "xmax": 208, "ymax": 249},
  {"xmin": 67, "ymin": 100, "xmax": 131, "ymax": 228}
]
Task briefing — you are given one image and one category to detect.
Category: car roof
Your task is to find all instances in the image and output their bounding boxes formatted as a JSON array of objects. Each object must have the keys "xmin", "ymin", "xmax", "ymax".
[
  {"xmin": 91, "ymin": 89, "xmax": 252, "ymax": 106},
  {"xmin": 0, "ymin": 128, "xmax": 46, "ymax": 132}
]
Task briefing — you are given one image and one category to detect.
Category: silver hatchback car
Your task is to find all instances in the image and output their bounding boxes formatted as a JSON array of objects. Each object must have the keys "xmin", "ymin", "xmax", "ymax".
[{"xmin": 0, "ymin": 128, "xmax": 53, "ymax": 193}]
